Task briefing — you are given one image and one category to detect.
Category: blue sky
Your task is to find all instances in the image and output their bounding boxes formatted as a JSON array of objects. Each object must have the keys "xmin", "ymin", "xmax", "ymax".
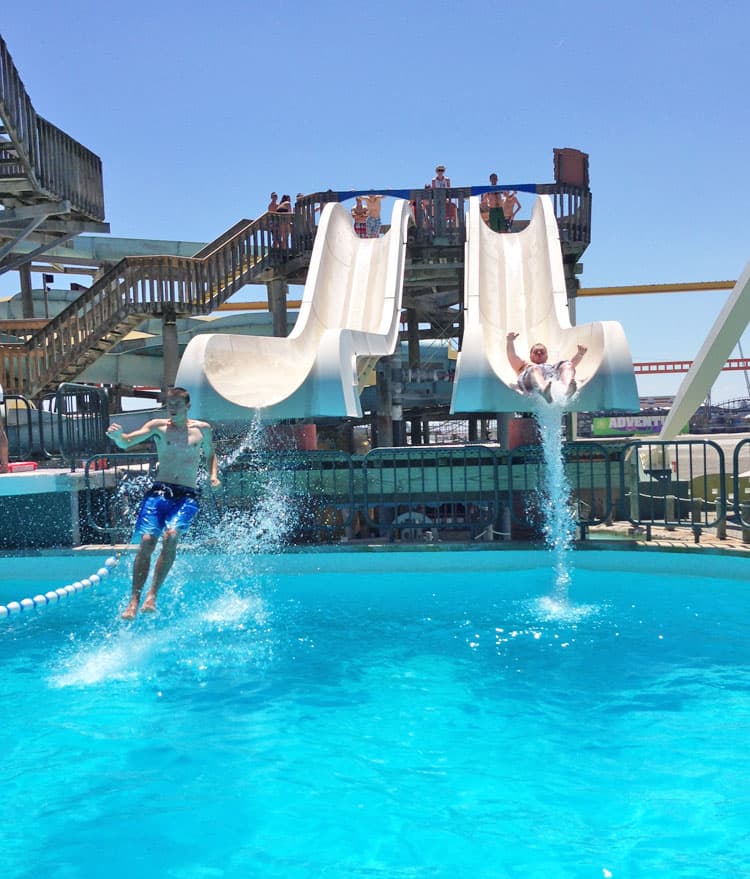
[{"xmin": 2, "ymin": 0, "xmax": 749, "ymax": 400}]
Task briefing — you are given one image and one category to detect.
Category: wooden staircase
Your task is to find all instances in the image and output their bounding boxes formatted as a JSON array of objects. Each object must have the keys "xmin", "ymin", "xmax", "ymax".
[
  {"xmin": 0, "ymin": 210, "xmax": 309, "ymax": 398},
  {"xmin": 0, "ymin": 34, "xmax": 107, "ymax": 273}
]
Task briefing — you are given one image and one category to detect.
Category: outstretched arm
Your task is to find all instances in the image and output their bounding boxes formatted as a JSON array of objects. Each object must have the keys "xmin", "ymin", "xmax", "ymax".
[
  {"xmin": 570, "ymin": 344, "xmax": 587, "ymax": 368},
  {"xmin": 106, "ymin": 419, "xmax": 160, "ymax": 449},
  {"xmin": 506, "ymin": 332, "xmax": 526, "ymax": 374}
]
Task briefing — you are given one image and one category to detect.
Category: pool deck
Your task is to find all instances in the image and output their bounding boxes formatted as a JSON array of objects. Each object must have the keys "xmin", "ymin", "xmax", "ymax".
[
  {"xmin": 586, "ymin": 521, "xmax": 750, "ymax": 554},
  {"xmin": 63, "ymin": 526, "xmax": 750, "ymax": 559}
]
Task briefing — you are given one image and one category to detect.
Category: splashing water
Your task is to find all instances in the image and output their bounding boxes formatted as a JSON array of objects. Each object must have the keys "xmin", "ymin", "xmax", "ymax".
[
  {"xmin": 54, "ymin": 413, "xmax": 298, "ymax": 686},
  {"xmin": 532, "ymin": 399, "xmax": 577, "ymax": 603},
  {"xmin": 193, "ymin": 411, "xmax": 302, "ymax": 584},
  {"xmin": 110, "ymin": 409, "xmax": 299, "ymax": 613},
  {"xmin": 218, "ymin": 409, "xmax": 267, "ymax": 468}
]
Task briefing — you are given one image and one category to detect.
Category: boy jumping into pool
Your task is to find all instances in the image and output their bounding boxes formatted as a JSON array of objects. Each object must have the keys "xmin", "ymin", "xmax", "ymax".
[
  {"xmin": 106, "ymin": 387, "xmax": 220, "ymax": 619},
  {"xmin": 506, "ymin": 332, "xmax": 587, "ymax": 402}
]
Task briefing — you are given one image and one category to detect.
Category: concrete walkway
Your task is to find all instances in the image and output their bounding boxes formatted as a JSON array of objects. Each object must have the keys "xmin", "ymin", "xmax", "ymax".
[{"xmin": 587, "ymin": 521, "xmax": 750, "ymax": 554}]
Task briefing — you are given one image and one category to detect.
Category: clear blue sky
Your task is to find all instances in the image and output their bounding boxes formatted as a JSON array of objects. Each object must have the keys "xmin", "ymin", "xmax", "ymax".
[{"xmin": 3, "ymin": 0, "xmax": 749, "ymax": 401}]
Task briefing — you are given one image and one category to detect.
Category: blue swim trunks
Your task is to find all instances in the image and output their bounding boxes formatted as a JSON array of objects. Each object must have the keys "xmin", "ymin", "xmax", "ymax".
[{"xmin": 133, "ymin": 481, "xmax": 200, "ymax": 539}]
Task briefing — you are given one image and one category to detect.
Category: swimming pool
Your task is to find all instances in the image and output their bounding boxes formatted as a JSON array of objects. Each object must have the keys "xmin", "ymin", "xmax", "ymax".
[{"xmin": 2, "ymin": 547, "xmax": 749, "ymax": 878}]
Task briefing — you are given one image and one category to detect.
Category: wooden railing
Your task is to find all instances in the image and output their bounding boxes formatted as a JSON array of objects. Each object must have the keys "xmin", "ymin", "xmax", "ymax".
[
  {"xmin": 0, "ymin": 209, "xmax": 301, "ymax": 397},
  {"xmin": 0, "ymin": 34, "xmax": 105, "ymax": 221},
  {"xmin": 537, "ymin": 183, "xmax": 592, "ymax": 246},
  {"xmin": 0, "ymin": 184, "xmax": 591, "ymax": 399},
  {"xmin": 296, "ymin": 184, "xmax": 591, "ymax": 248}
]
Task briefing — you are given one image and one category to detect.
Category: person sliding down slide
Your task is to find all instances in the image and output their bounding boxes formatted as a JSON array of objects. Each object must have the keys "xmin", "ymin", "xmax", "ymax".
[{"xmin": 506, "ymin": 333, "xmax": 587, "ymax": 403}]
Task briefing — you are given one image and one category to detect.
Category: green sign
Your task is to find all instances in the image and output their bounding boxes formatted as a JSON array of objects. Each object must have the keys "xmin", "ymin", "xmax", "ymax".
[{"xmin": 591, "ymin": 415, "xmax": 687, "ymax": 437}]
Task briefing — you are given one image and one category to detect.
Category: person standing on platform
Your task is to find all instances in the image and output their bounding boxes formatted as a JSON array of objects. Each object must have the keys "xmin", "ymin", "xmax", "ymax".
[
  {"xmin": 502, "ymin": 190, "xmax": 522, "ymax": 231},
  {"xmin": 481, "ymin": 172, "xmax": 505, "ymax": 232},
  {"xmin": 351, "ymin": 197, "xmax": 368, "ymax": 238},
  {"xmin": 363, "ymin": 194, "xmax": 385, "ymax": 238},
  {"xmin": 431, "ymin": 164, "xmax": 451, "ymax": 188}
]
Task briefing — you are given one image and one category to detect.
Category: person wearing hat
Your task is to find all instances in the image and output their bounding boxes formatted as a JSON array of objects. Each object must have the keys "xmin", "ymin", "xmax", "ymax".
[{"xmin": 431, "ymin": 165, "xmax": 450, "ymax": 189}]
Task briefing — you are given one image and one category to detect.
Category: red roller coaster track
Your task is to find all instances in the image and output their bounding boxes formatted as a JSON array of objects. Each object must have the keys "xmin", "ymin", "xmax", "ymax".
[{"xmin": 634, "ymin": 358, "xmax": 750, "ymax": 374}]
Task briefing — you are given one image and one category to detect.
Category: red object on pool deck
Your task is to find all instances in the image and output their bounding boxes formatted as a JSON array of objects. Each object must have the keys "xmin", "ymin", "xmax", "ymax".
[{"xmin": 7, "ymin": 462, "xmax": 38, "ymax": 473}]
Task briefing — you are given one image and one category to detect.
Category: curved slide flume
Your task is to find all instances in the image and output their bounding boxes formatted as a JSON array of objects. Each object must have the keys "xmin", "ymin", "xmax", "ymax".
[
  {"xmin": 177, "ymin": 200, "xmax": 411, "ymax": 422},
  {"xmin": 450, "ymin": 195, "xmax": 639, "ymax": 414}
]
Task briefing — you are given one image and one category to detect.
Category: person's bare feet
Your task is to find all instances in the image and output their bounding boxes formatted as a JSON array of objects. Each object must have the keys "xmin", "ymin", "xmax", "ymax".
[
  {"xmin": 121, "ymin": 598, "xmax": 140, "ymax": 620},
  {"xmin": 141, "ymin": 595, "xmax": 157, "ymax": 614}
]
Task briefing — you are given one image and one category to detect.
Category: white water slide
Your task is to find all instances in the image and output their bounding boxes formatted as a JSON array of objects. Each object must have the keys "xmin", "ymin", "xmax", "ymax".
[
  {"xmin": 450, "ymin": 196, "xmax": 639, "ymax": 414},
  {"xmin": 176, "ymin": 199, "xmax": 411, "ymax": 422}
]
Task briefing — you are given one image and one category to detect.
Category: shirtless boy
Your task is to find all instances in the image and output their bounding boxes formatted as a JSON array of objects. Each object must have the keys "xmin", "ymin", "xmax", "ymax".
[
  {"xmin": 106, "ymin": 387, "xmax": 220, "ymax": 619},
  {"xmin": 506, "ymin": 333, "xmax": 587, "ymax": 402},
  {"xmin": 502, "ymin": 190, "xmax": 522, "ymax": 231},
  {"xmin": 481, "ymin": 172, "xmax": 504, "ymax": 232},
  {"xmin": 362, "ymin": 194, "xmax": 385, "ymax": 238}
]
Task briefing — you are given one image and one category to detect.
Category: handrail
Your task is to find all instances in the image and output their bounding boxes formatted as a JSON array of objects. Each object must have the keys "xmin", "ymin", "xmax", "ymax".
[
  {"xmin": 0, "ymin": 209, "xmax": 297, "ymax": 397},
  {"xmin": 1, "ymin": 184, "xmax": 591, "ymax": 400},
  {"xmin": 0, "ymin": 34, "xmax": 105, "ymax": 220},
  {"xmin": 620, "ymin": 439, "xmax": 727, "ymax": 542},
  {"xmin": 74, "ymin": 439, "xmax": 744, "ymax": 545}
]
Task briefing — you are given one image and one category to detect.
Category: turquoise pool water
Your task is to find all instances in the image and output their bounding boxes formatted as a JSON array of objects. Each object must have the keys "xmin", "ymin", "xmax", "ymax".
[{"xmin": 2, "ymin": 548, "xmax": 749, "ymax": 878}]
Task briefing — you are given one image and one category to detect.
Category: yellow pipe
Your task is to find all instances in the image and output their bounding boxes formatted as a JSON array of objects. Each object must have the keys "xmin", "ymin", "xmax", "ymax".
[
  {"xmin": 216, "ymin": 283, "xmax": 738, "ymax": 307},
  {"xmin": 578, "ymin": 280, "xmax": 736, "ymax": 297},
  {"xmin": 216, "ymin": 300, "xmax": 303, "ymax": 311}
]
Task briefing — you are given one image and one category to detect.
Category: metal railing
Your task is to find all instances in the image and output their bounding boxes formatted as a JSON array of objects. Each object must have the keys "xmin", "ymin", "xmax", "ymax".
[
  {"xmin": 505, "ymin": 441, "xmax": 615, "ymax": 538},
  {"xmin": 53, "ymin": 383, "xmax": 110, "ymax": 466},
  {"xmin": 360, "ymin": 444, "xmax": 501, "ymax": 540},
  {"xmin": 620, "ymin": 439, "xmax": 728, "ymax": 541},
  {"xmin": 74, "ymin": 438, "xmax": 750, "ymax": 546},
  {"xmin": 732, "ymin": 438, "xmax": 750, "ymax": 531},
  {"xmin": 2, "ymin": 384, "xmax": 109, "ymax": 466},
  {"xmin": 0, "ymin": 34, "xmax": 105, "ymax": 220},
  {"xmin": 83, "ymin": 453, "xmax": 157, "ymax": 542},
  {"xmin": 220, "ymin": 449, "xmax": 357, "ymax": 541}
]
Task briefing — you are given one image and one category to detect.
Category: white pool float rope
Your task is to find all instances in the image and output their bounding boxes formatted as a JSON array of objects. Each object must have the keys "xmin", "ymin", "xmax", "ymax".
[{"xmin": 0, "ymin": 555, "xmax": 120, "ymax": 620}]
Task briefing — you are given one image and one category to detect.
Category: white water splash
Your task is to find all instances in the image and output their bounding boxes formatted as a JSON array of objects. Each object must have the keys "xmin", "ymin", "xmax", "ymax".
[
  {"xmin": 532, "ymin": 399, "xmax": 577, "ymax": 602},
  {"xmin": 534, "ymin": 594, "xmax": 597, "ymax": 623},
  {"xmin": 219, "ymin": 410, "xmax": 267, "ymax": 468},
  {"xmin": 51, "ymin": 628, "xmax": 167, "ymax": 687},
  {"xmin": 52, "ymin": 413, "xmax": 296, "ymax": 687}
]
